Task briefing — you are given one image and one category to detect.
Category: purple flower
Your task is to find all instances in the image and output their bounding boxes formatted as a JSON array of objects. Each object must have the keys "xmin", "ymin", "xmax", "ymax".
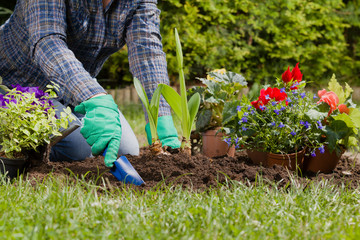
[
  {"xmin": 274, "ymin": 109, "xmax": 280, "ymax": 115},
  {"xmin": 300, "ymin": 120, "xmax": 310, "ymax": 129},
  {"xmin": 317, "ymin": 120, "xmax": 324, "ymax": 130},
  {"xmin": 247, "ymin": 105, "xmax": 252, "ymax": 111},
  {"xmin": 265, "ymin": 94, "xmax": 270, "ymax": 100},
  {"xmin": 290, "ymin": 131, "xmax": 296, "ymax": 136},
  {"xmin": 278, "ymin": 122, "xmax": 285, "ymax": 128},
  {"xmin": 11, "ymin": 84, "xmax": 48, "ymax": 100},
  {"xmin": 259, "ymin": 105, "xmax": 266, "ymax": 111},
  {"xmin": 237, "ymin": 106, "xmax": 242, "ymax": 112},
  {"xmin": 251, "ymin": 110, "xmax": 255, "ymax": 115},
  {"xmin": 271, "ymin": 122, "xmax": 276, "ymax": 127},
  {"xmin": 241, "ymin": 117, "xmax": 248, "ymax": 123},
  {"xmin": 243, "ymin": 112, "xmax": 249, "ymax": 117},
  {"xmin": 313, "ymin": 94, "xmax": 318, "ymax": 99},
  {"xmin": 280, "ymin": 88, "xmax": 286, "ymax": 93},
  {"xmin": 300, "ymin": 93, "xmax": 306, "ymax": 99},
  {"xmin": 224, "ymin": 138, "xmax": 232, "ymax": 146},
  {"xmin": 311, "ymin": 151, "xmax": 316, "ymax": 157},
  {"xmin": 280, "ymin": 106, "xmax": 286, "ymax": 111},
  {"xmin": 319, "ymin": 145, "xmax": 325, "ymax": 154},
  {"xmin": 272, "ymin": 101, "xmax": 277, "ymax": 106},
  {"xmin": 242, "ymin": 126, "xmax": 248, "ymax": 131},
  {"xmin": 286, "ymin": 98, "xmax": 292, "ymax": 104},
  {"xmin": 0, "ymin": 94, "xmax": 17, "ymax": 108}
]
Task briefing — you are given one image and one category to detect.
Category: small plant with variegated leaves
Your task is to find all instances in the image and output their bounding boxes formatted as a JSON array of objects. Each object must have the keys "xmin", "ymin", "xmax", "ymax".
[{"xmin": 0, "ymin": 78, "xmax": 73, "ymax": 159}]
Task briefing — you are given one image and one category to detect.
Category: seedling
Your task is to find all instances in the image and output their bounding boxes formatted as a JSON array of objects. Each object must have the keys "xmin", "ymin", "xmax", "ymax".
[
  {"xmin": 133, "ymin": 77, "xmax": 164, "ymax": 154},
  {"xmin": 160, "ymin": 28, "xmax": 200, "ymax": 155}
]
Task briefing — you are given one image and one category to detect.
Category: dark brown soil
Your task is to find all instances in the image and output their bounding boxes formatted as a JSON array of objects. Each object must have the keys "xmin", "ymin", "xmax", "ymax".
[{"xmin": 24, "ymin": 148, "xmax": 360, "ymax": 191}]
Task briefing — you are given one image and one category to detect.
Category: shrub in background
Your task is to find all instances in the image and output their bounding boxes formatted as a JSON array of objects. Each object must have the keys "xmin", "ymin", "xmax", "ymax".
[{"xmin": 100, "ymin": 0, "xmax": 359, "ymax": 87}]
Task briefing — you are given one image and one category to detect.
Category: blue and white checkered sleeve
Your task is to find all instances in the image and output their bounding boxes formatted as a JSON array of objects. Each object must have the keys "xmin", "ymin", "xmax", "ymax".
[
  {"xmin": 25, "ymin": 0, "xmax": 105, "ymax": 106},
  {"xmin": 126, "ymin": 1, "xmax": 172, "ymax": 121}
]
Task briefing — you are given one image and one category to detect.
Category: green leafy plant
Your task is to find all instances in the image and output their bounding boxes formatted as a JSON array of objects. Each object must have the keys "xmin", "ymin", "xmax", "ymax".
[
  {"xmin": 313, "ymin": 75, "xmax": 360, "ymax": 156},
  {"xmin": 0, "ymin": 80, "xmax": 73, "ymax": 159},
  {"xmin": 188, "ymin": 68, "xmax": 247, "ymax": 132},
  {"xmin": 133, "ymin": 77, "xmax": 164, "ymax": 154},
  {"xmin": 159, "ymin": 28, "xmax": 200, "ymax": 155}
]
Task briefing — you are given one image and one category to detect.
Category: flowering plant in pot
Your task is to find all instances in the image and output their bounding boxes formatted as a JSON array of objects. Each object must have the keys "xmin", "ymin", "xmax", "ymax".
[
  {"xmin": 0, "ymin": 79, "xmax": 73, "ymax": 178},
  {"xmin": 303, "ymin": 75, "xmax": 360, "ymax": 173},
  {"xmin": 187, "ymin": 69, "xmax": 247, "ymax": 157},
  {"xmin": 223, "ymin": 63, "xmax": 325, "ymax": 170}
]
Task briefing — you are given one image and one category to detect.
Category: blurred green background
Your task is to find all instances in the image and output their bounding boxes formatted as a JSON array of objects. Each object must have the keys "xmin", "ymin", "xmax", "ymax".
[{"xmin": 1, "ymin": 0, "xmax": 359, "ymax": 88}]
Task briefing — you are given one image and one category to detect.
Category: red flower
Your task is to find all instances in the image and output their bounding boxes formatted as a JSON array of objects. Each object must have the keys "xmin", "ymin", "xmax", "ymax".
[
  {"xmin": 317, "ymin": 91, "xmax": 339, "ymax": 116},
  {"xmin": 281, "ymin": 67, "xmax": 292, "ymax": 83},
  {"xmin": 251, "ymin": 99, "xmax": 261, "ymax": 110},
  {"xmin": 252, "ymin": 87, "xmax": 288, "ymax": 109},
  {"xmin": 281, "ymin": 63, "xmax": 303, "ymax": 87},
  {"xmin": 291, "ymin": 63, "xmax": 303, "ymax": 82},
  {"xmin": 317, "ymin": 89, "xmax": 327, "ymax": 98},
  {"xmin": 338, "ymin": 104, "xmax": 350, "ymax": 115}
]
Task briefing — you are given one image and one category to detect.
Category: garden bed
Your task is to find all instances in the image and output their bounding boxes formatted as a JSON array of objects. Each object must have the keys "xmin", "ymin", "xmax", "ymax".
[{"xmin": 25, "ymin": 148, "xmax": 360, "ymax": 191}]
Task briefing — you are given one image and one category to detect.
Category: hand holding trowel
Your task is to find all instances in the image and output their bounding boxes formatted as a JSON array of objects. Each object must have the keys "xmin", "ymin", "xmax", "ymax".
[
  {"xmin": 102, "ymin": 148, "xmax": 145, "ymax": 186},
  {"xmin": 74, "ymin": 94, "xmax": 144, "ymax": 186}
]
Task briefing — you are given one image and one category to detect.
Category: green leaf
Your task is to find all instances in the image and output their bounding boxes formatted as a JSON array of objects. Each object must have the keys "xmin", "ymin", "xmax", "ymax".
[
  {"xmin": 187, "ymin": 92, "xmax": 200, "ymax": 134},
  {"xmin": 133, "ymin": 77, "xmax": 150, "ymax": 110},
  {"xmin": 133, "ymin": 77, "xmax": 157, "ymax": 139},
  {"xmin": 333, "ymin": 113, "xmax": 357, "ymax": 134},
  {"xmin": 174, "ymin": 28, "xmax": 183, "ymax": 70},
  {"xmin": 305, "ymin": 109, "xmax": 328, "ymax": 121},
  {"xmin": 327, "ymin": 74, "xmax": 353, "ymax": 104},
  {"xmin": 325, "ymin": 120, "xmax": 351, "ymax": 151},
  {"xmin": 223, "ymin": 100, "xmax": 241, "ymax": 125},
  {"xmin": 160, "ymin": 84, "xmax": 182, "ymax": 120},
  {"xmin": 196, "ymin": 109, "xmax": 212, "ymax": 131},
  {"xmin": 349, "ymin": 108, "xmax": 360, "ymax": 129},
  {"xmin": 149, "ymin": 85, "xmax": 164, "ymax": 128}
]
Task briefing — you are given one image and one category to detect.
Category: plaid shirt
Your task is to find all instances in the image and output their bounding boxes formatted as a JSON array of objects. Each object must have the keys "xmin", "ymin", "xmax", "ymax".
[{"xmin": 0, "ymin": 0, "xmax": 171, "ymax": 117}]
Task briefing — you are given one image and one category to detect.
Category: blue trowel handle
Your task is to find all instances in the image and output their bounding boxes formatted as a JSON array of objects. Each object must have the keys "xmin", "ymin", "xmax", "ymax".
[{"xmin": 102, "ymin": 148, "xmax": 145, "ymax": 186}]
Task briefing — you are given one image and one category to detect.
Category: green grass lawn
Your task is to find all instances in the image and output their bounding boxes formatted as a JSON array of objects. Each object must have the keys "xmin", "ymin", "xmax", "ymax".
[
  {"xmin": 1, "ymin": 175, "xmax": 360, "ymax": 239},
  {"xmin": 1, "ymin": 103, "xmax": 360, "ymax": 239}
]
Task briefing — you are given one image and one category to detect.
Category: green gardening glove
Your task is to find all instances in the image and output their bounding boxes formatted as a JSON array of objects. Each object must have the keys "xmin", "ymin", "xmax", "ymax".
[
  {"xmin": 74, "ymin": 95, "xmax": 121, "ymax": 167},
  {"xmin": 145, "ymin": 115, "xmax": 181, "ymax": 149}
]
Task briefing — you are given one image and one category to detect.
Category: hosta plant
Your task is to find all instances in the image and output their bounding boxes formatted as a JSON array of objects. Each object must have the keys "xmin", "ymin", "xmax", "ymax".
[
  {"xmin": 188, "ymin": 68, "xmax": 247, "ymax": 132},
  {"xmin": 133, "ymin": 77, "xmax": 164, "ymax": 155},
  {"xmin": 159, "ymin": 28, "xmax": 200, "ymax": 155},
  {"xmin": 0, "ymin": 81, "xmax": 73, "ymax": 159}
]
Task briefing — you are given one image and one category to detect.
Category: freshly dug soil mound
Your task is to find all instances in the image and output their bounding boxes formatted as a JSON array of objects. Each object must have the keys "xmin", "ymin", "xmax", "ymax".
[{"xmin": 25, "ymin": 148, "xmax": 360, "ymax": 191}]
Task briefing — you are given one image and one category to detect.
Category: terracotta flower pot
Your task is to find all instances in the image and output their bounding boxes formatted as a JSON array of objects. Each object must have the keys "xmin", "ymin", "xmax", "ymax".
[
  {"xmin": 0, "ymin": 153, "xmax": 28, "ymax": 179},
  {"xmin": 303, "ymin": 146, "xmax": 344, "ymax": 173},
  {"xmin": 201, "ymin": 128, "xmax": 235, "ymax": 158},
  {"xmin": 267, "ymin": 149, "xmax": 305, "ymax": 171},
  {"xmin": 246, "ymin": 150, "xmax": 268, "ymax": 166}
]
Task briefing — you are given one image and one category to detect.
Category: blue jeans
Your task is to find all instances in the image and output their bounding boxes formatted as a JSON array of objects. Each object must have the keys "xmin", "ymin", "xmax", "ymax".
[{"xmin": 50, "ymin": 108, "xmax": 140, "ymax": 162}]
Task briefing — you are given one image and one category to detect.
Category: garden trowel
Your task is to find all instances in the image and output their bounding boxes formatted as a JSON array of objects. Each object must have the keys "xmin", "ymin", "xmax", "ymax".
[{"xmin": 103, "ymin": 149, "xmax": 145, "ymax": 186}]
